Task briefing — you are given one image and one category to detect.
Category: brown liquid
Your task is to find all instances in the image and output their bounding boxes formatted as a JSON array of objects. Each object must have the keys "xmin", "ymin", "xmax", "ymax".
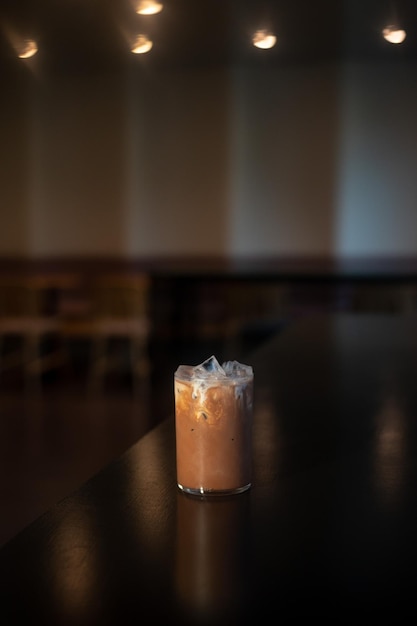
[{"xmin": 174, "ymin": 374, "xmax": 253, "ymax": 495}]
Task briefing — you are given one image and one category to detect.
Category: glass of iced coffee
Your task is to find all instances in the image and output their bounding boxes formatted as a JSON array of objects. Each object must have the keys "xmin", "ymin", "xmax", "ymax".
[{"xmin": 174, "ymin": 355, "xmax": 254, "ymax": 496}]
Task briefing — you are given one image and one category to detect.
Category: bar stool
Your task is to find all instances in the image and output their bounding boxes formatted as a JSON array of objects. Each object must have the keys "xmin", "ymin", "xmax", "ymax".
[
  {"xmin": 61, "ymin": 273, "xmax": 151, "ymax": 394},
  {"xmin": 0, "ymin": 274, "xmax": 65, "ymax": 392}
]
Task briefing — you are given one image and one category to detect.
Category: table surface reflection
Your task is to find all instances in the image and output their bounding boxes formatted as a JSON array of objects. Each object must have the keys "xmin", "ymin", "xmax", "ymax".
[{"xmin": 2, "ymin": 313, "xmax": 417, "ymax": 623}]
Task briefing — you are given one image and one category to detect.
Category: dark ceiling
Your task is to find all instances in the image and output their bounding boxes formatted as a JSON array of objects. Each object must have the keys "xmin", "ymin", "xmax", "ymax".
[{"xmin": 0, "ymin": 0, "xmax": 416, "ymax": 75}]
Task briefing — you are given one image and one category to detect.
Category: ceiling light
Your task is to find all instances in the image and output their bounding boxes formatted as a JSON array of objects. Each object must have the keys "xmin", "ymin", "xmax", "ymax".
[
  {"xmin": 131, "ymin": 34, "xmax": 153, "ymax": 54},
  {"xmin": 17, "ymin": 39, "xmax": 38, "ymax": 59},
  {"xmin": 135, "ymin": 1, "xmax": 163, "ymax": 15},
  {"xmin": 382, "ymin": 25, "xmax": 406, "ymax": 44},
  {"xmin": 252, "ymin": 30, "xmax": 277, "ymax": 50}
]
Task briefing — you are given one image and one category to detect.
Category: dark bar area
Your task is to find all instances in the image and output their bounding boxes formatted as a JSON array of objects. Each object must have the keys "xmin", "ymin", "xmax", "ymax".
[{"xmin": 1, "ymin": 0, "xmax": 417, "ymax": 622}]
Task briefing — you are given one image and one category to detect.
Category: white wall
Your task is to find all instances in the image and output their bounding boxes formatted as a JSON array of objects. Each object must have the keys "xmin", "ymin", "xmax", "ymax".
[
  {"xmin": 28, "ymin": 74, "xmax": 129, "ymax": 256},
  {"xmin": 227, "ymin": 64, "xmax": 340, "ymax": 256},
  {"xmin": 124, "ymin": 68, "xmax": 232, "ymax": 256},
  {"xmin": 1, "ymin": 59, "xmax": 417, "ymax": 259},
  {"xmin": 335, "ymin": 61, "xmax": 417, "ymax": 256}
]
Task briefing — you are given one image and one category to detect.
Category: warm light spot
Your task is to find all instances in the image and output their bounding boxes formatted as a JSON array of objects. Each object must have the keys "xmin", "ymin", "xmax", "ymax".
[
  {"xmin": 136, "ymin": 1, "xmax": 163, "ymax": 15},
  {"xmin": 17, "ymin": 39, "xmax": 38, "ymax": 59},
  {"xmin": 382, "ymin": 25, "xmax": 407, "ymax": 44},
  {"xmin": 372, "ymin": 396, "xmax": 406, "ymax": 507},
  {"xmin": 252, "ymin": 30, "xmax": 277, "ymax": 50},
  {"xmin": 131, "ymin": 34, "xmax": 153, "ymax": 54}
]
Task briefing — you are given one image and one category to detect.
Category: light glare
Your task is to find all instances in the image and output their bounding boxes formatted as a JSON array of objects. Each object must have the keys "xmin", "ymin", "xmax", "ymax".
[
  {"xmin": 382, "ymin": 25, "xmax": 407, "ymax": 44},
  {"xmin": 17, "ymin": 39, "xmax": 38, "ymax": 59},
  {"xmin": 252, "ymin": 30, "xmax": 277, "ymax": 50},
  {"xmin": 136, "ymin": 1, "xmax": 163, "ymax": 15},
  {"xmin": 131, "ymin": 34, "xmax": 153, "ymax": 54}
]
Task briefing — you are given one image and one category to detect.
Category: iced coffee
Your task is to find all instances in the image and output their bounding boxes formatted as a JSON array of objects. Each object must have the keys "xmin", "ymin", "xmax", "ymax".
[{"xmin": 174, "ymin": 356, "xmax": 254, "ymax": 496}]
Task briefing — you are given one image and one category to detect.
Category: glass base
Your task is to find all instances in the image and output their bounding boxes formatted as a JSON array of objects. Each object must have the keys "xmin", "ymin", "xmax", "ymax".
[{"xmin": 177, "ymin": 482, "xmax": 251, "ymax": 497}]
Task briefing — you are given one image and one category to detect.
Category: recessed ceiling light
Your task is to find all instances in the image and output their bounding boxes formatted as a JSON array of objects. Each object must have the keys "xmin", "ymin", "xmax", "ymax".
[
  {"xmin": 382, "ymin": 25, "xmax": 407, "ymax": 44},
  {"xmin": 136, "ymin": 1, "xmax": 163, "ymax": 15},
  {"xmin": 252, "ymin": 30, "xmax": 277, "ymax": 50},
  {"xmin": 17, "ymin": 39, "xmax": 38, "ymax": 59},
  {"xmin": 131, "ymin": 34, "xmax": 153, "ymax": 54}
]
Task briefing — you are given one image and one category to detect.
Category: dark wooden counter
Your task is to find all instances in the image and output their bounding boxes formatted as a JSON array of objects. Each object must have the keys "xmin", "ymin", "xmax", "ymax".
[{"xmin": 1, "ymin": 313, "xmax": 417, "ymax": 623}]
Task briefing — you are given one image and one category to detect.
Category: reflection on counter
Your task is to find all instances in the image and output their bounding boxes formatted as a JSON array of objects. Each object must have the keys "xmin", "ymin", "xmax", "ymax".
[{"xmin": 175, "ymin": 491, "xmax": 251, "ymax": 624}]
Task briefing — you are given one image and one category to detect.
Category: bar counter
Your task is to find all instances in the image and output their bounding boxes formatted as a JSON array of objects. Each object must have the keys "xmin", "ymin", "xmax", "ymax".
[{"xmin": 1, "ymin": 313, "xmax": 417, "ymax": 623}]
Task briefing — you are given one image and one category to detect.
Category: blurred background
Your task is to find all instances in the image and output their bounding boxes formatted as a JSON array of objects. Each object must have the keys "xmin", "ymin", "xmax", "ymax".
[
  {"xmin": 0, "ymin": 0, "xmax": 417, "ymax": 404},
  {"xmin": 2, "ymin": 0, "xmax": 417, "ymax": 260},
  {"xmin": 1, "ymin": 0, "xmax": 417, "ymax": 544}
]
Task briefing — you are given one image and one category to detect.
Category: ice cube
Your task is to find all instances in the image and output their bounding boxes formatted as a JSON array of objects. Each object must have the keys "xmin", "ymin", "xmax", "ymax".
[
  {"xmin": 192, "ymin": 355, "xmax": 226, "ymax": 379},
  {"xmin": 222, "ymin": 360, "xmax": 253, "ymax": 379}
]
